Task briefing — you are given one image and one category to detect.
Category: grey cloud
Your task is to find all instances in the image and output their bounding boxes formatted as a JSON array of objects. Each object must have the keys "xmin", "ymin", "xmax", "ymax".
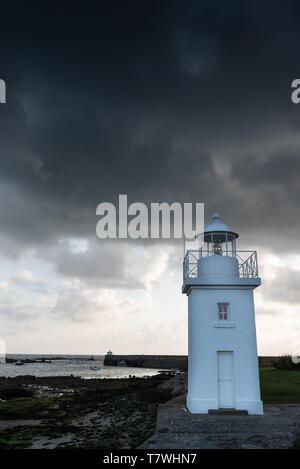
[
  {"xmin": 44, "ymin": 239, "xmax": 142, "ymax": 289},
  {"xmin": 0, "ymin": 293, "xmax": 38, "ymax": 321},
  {"xmin": 10, "ymin": 273, "xmax": 47, "ymax": 293},
  {"xmin": 51, "ymin": 289, "xmax": 115, "ymax": 323},
  {"xmin": 262, "ymin": 266, "xmax": 300, "ymax": 304},
  {"xmin": 231, "ymin": 152, "xmax": 300, "ymax": 188},
  {"xmin": 37, "ymin": 238, "xmax": 172, "ymax": 290}
]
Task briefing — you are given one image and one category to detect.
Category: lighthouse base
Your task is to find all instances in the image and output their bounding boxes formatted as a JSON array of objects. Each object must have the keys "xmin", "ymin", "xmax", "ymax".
[{"xmin": 187, "ymin": 395, "xmax": 263, "ymax": 415}]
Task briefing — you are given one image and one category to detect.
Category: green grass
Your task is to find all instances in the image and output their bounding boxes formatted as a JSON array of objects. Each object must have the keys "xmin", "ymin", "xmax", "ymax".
[
  {"xmin": 260, "ymin": 367, "xmax": 300, "ymax": 403},
  {"xmin": 259, "ymin": 361, "xmax": 273, "ymax": 368}
]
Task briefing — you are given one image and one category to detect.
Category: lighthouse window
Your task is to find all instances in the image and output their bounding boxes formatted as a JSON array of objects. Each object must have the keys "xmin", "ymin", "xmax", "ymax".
[{"xmin": 218, "ymin": 303, "xmax": 229, "ymax": 320}]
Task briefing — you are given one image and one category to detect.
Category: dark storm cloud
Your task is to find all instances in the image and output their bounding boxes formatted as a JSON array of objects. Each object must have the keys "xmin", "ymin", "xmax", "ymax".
[
  {"xmin": 232, "ymin": 152, "xmax": 300, "ymax": 187},
  {"xmin": 0, "ymin": 0, "xmax": 300, "ymax": 266}
]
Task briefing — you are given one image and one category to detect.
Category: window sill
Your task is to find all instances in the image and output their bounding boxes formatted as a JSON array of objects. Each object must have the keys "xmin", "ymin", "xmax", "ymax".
[{"xmin": 213, "ymin": 322, "xmax": 236, "ymax": 328}]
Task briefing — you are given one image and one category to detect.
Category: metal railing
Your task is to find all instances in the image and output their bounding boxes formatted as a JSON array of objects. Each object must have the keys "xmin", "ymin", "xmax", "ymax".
[{"xmin": 183, "ymin": 250, "xmax": 258, "ymax": 280}]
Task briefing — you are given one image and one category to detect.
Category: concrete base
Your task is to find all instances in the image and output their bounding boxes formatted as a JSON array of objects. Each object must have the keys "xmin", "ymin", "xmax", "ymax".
[{"xmin": 187, "ymin": 395, "xmax": 264, "ymax": 415}]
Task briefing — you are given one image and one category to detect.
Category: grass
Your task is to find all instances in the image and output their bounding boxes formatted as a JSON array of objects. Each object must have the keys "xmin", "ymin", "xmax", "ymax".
[
  {"xmin": 259, "ymin": 361, "xmax": 273, "ymax": 368},
  {"xmin": 259, "ymin": 367, "xmax": 300, "ymax": 404}
]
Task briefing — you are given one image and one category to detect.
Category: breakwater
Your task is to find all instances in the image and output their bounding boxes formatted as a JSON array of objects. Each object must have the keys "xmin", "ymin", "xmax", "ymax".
[{"xmin": 103, "ymin": 355, "xmax": 188, "ymax": 370}]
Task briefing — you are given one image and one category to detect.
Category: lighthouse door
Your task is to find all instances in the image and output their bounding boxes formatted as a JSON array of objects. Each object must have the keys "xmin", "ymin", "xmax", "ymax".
[{"xmin": 217, "ymin": 351, "xmax": 235, "ymax": 408}]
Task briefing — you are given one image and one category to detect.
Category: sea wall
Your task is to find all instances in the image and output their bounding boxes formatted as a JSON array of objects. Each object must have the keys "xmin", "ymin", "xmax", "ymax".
[{"xmin": 103, "ymin": 355, "xmax": 188, "ymax": 370}]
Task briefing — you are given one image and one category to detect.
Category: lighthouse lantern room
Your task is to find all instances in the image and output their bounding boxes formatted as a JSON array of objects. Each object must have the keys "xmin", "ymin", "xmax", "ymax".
[{"xmin": 182, "ymin": 213, "xmax": 263, "ymax": 415}]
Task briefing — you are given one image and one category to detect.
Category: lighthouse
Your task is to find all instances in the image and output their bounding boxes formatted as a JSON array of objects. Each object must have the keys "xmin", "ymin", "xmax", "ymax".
[{"xmin": 182, "ymin": 213, "xmax": 263, "ymax": 415}]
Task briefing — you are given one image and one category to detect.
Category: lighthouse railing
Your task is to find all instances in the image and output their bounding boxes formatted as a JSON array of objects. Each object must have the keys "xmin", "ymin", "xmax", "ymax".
[{"xmin": 183, "ymin": 250, "xmax": 258, "ymax": 280}]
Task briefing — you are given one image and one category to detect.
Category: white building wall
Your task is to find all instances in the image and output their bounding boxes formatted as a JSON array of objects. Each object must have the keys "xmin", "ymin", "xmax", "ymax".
[{"xmin": 187, "ymin": 287, "xmax": 263, "ymax": 414}]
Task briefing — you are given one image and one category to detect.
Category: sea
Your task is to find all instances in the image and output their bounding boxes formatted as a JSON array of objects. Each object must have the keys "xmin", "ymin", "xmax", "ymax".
[{"xmin": 0, "ymin": 354, "xmax": 162, "ymax": 379}]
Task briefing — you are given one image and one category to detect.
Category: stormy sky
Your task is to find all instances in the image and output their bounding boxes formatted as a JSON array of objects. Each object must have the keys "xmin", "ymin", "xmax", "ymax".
[{"xmin": 0, "ymin": 0, "xmax": 300, "ymax": 355}]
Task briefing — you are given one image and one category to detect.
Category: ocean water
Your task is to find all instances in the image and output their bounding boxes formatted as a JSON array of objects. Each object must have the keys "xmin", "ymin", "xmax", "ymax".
[{"xmin": 0, "ymin": 354, "xmax": 162, "ymax": 379}]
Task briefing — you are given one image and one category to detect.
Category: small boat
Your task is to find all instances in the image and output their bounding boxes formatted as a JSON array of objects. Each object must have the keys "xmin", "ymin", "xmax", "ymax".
[
  {"xmin": 15, "ymin": 360, "xmax": 24, "ymax": 366},
  {"xmin": 90, "ymin": 366, "xmax": 101, "ymax": 371},
  {"xmin": 119, "ymin": 360, "xmax": 127, "ymax": 367}
]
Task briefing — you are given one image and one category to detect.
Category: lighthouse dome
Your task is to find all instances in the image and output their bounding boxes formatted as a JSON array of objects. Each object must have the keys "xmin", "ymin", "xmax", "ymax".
[{"xmin": 204, "ymin": 213, "xmax": 238, "ymax": 242}]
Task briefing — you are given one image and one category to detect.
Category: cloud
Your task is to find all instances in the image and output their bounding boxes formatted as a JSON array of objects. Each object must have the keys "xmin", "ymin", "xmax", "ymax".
[
  {"xmin": 0, "ymin": 290, "xmax": 40, "ymax": 322},
  {"xmin": 38, "ymin": 238, "xmax": 173, "ymax": 290},
  {"xmin": 262, "ymin": 265, "xmax": 300, "ymax": 304},
  {"xmin": 12, "ymin": 270, "xmax": 35, "ymax": 283},
  {"xmin": 10, "ymin": 269, "xmax": 47, "ymax": 293},
  {"xmin": 51, "ymin": 283, "xmax": 119, "ymax": 322},
  {"xmin": 232, "ymin": 151, "xmax": 300, "ymax": 188}
]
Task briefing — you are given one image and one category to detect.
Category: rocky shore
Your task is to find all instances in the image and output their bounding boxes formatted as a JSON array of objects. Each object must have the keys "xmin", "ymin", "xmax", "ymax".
[{"xmin": 0, "ymin": 371, "xmax": 186, "ymax": 449}]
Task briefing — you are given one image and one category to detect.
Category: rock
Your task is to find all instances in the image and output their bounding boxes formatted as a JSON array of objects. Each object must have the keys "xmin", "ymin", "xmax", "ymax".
[
  {"xmin": 241, "ymin": 443, "xmax": 263, "ymax": 449},
  {"xmin": 248, "ymin": 435, "xmax": 263, "ymax": 443},
  {"xmin": 262, "ymin": 432, "xmax": 295, "ymax": 449}
]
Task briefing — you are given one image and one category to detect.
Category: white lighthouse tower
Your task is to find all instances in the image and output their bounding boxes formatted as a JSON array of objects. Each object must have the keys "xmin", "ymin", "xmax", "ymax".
[{"xmin": 182, "ymin": 213, "xmax": 263, "ymax": 415}]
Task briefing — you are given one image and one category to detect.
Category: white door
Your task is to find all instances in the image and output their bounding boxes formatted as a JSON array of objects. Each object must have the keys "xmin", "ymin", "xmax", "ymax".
[{"xmin": 217, "ymin": 351, "xmax": 235, "ymax": 408}]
